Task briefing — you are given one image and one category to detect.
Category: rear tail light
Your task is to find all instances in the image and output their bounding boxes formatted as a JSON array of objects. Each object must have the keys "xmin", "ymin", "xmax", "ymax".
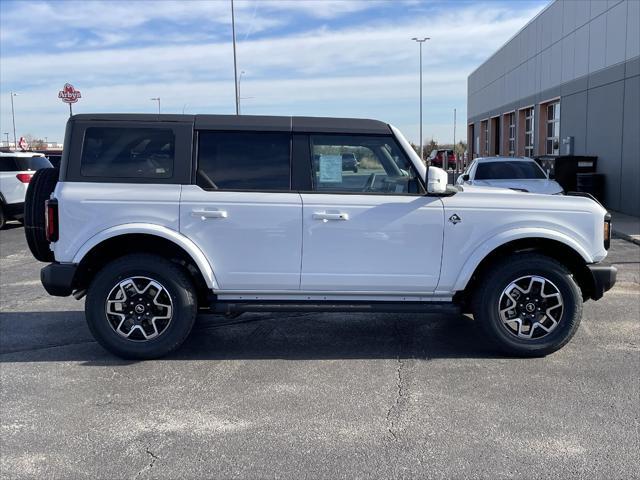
[
  {"xmin": 604, "ymin": 213, "xmax": 611, "ymax": 250},
  {"xmin": 16, "ymin": 173, "xmax": 33, "ymax": 183},
  {"xmin": 45, "ymin": 199, "xmax": 59, "ymax": 242}
]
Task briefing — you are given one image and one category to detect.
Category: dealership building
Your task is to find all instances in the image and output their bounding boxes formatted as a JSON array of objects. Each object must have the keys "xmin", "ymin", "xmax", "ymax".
[{"xmin": 467, "ymin": 0, "xmax": 639, "ymax": 216}]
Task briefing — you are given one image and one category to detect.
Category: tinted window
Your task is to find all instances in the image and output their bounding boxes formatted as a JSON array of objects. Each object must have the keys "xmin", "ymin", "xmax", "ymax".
[
  {"xmin": 475, "ymin": 161, "xmax": 546, "ymax": 180},
  {"xmin": 0, "ymin": 156, "xmax": 52, "ymax": 172},
  {"xmin": 310, "ymin": 135, "xmax": 423, "ymax": 194},
  {"xmin": 81, "ymin": 127, "xmax": 174, "ymax": 178},
  {"xmin": 197, "ymin": 131, "xmax": 290, "ymax": 190}
]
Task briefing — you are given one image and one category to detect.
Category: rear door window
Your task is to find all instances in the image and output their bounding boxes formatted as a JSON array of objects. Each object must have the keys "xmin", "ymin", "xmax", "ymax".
[
  {"xmin": 81, "ymin": 127, "xmax": 174, "ymax": 179},
  {"xmin": 197, "ymin": 131, "xmax": 291, "ymax": 191}
]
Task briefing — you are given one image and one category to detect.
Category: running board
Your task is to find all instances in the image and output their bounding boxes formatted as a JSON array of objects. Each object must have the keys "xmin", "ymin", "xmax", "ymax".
[{"xmin": 209, "ymin": 300, "xmax": 460, "ymax": 315}]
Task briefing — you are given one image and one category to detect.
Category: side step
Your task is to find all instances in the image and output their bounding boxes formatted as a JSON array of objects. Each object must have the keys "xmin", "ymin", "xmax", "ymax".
[{"xmin": 209, "ymin": 300, "xmax": 460, "ymax": 315}]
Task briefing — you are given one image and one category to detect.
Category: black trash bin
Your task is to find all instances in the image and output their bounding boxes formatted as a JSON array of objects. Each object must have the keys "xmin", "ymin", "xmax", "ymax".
[
  {"xmin": 535, "ymin": 155, "xmax": 597, "ymax": 192},
  {"xmin": 577, "ymin": 173, "xmax": 605, "ymax": 202}
]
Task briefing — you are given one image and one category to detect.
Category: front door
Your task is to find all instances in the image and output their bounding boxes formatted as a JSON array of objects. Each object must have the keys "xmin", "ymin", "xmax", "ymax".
[
  {"xmin": 180, "ymin": 130, "xmax": 302, "ymax": 291},
  {"xmin": 300, "ymin": 134, "xmax": 444, "ymax": 293}
]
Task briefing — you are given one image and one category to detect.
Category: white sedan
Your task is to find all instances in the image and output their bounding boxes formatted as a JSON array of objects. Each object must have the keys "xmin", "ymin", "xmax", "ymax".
[{"xmin": 457, "ymin": 156, "xmax": 564, "ymax": 195}]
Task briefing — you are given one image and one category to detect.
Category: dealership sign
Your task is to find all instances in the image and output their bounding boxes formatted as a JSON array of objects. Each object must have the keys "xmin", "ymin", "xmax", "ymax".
[{"xmin": 58, "ymin": 83, "xmax": 81, "ymax": 104}]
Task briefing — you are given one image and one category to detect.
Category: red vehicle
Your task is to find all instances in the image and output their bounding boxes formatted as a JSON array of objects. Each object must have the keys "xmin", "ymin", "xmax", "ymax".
[{"xmin": 428, "ymin": 149, "xmax": 455, "ymax": 168}]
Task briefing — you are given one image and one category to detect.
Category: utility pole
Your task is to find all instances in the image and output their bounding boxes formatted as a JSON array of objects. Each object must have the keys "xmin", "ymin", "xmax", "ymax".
[
  {"xmin": 411, "ymin": 37, "xmax": 429, "ymax": 162},
  {"xmin": 10, "ymin": 92, "xmax": 18, "ymax": 149},
  {"xmin": 231, "ymin": 0, "xmax": 239, "ymax": 115}
]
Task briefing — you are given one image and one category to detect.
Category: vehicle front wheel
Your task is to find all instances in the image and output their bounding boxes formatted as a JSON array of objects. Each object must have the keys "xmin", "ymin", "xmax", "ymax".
[
  {"xmin": 473, "ymin": 253, "xmax": 582, "ymax": 357},
  {"xmin": 85, "ymin": 254, "xmax": 197, "ymax": 359}
]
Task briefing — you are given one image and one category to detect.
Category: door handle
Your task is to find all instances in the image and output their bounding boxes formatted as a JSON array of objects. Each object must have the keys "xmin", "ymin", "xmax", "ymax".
[
  {"xmin": 313, "ymin": 212, "xmax": 349, "ymax": 221},
  {"xmin": 191, "ymin": 209, "xmax": 228, "ymax": 219}
]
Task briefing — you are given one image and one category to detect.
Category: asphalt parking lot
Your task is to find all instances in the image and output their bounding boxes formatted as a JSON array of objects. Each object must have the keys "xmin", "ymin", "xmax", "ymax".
[{"xmin": 1, "ymin": 222, "xmax": 638, "ymax": 479}]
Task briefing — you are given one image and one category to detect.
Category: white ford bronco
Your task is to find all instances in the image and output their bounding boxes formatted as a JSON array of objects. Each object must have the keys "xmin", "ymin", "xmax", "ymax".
[{"xmin": 24, "ymin": 114, "xmax": 616, "ymax": 359}]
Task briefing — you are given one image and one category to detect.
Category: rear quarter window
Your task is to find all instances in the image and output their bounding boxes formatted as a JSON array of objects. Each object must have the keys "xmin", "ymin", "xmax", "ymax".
[
  {"xmin": 81, "ymin": 127, "xmax": 175, "ymax": 179},
  {"xmin": 0, "ymin": 156, "xmax": 52, "ymax": 171}
]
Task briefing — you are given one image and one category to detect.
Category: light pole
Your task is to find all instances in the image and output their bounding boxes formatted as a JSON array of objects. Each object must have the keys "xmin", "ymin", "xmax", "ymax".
[
  {"xmin": 231, "ymin": 0, "xmax": 239, "ymax": 115},
  {"xmin": 411, "ymin": 37, "xmax": 429, "ymax": 162},
  {"xmin": 453, "ymin": 108, "xmax": 457, "ymax": 171},
  {"xmin": 150, "ymin": 97, "xmax": 161, "ymax": 114},
  {"xmin": 238, "ymin": 70, "xmax": 245, "ymax": 114},
  {"xmin": 10, "ymin": 92, "xmax": 18, "ymax": 149}
]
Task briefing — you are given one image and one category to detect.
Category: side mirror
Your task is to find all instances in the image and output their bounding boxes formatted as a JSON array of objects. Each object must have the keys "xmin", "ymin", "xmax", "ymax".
[
  {"xmin": 456, "ymin": 174, "xmax": 469, "ymax": 185},
  {"xmin": 426, "ymin": 166, "xmax": 448, "ymax": 194}
]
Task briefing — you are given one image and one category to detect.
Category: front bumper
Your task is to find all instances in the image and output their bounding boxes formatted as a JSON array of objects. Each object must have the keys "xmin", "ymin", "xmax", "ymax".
[
  {"xmin": 41, "ymin": 262, "xmax": 77, "ymax": 297},
  {"xmin": 587, "ymin": 264, "xmax": 617, "ymax": 300}
]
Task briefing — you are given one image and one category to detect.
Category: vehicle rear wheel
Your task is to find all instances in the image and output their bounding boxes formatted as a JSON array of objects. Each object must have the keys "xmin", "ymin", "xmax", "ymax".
[
  {"xmin": 24, "ymin": 167, "xmax": 58, "ymax": 262},
  {"xmin": 0, "ymin": 204, "xmax": 5, "ymax": 229},
  {"xmin": 473, "ymin": 253, "xmax": 582, "ymax": 357},
  {"xmin": 85, "ymin": 254, "xmax": 197, "ymax": 359}
]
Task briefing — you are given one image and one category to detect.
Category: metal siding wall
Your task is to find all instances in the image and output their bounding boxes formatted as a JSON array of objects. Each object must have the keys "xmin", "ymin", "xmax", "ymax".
[
  {"xmin": 586, "ymin": 80, "xmax": 625, "ymax": 211},
  {"xmin": 560, "ymin": 91, "xmax": 588, "ymax": 155},
  {"xmin": 621, "ymin": 75, "xmax": 640, "ymax": 216}
]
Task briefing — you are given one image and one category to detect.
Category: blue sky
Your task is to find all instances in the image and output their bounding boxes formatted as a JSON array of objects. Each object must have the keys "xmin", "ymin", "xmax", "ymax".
[{"xmin": 0, "ymin": 0, "xmax": 546, "ymax": 145}]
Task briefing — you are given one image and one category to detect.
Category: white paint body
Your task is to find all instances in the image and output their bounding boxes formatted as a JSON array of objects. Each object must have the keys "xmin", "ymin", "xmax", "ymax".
[{"xmin": 51, "ymin": 128, "xmax": 608, "ymax": 301}]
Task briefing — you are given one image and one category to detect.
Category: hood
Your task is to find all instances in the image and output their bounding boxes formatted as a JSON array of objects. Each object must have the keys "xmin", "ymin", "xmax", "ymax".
[{"xmin": 473, "ymin": 178, "xmax": 563, "ymax": 195}]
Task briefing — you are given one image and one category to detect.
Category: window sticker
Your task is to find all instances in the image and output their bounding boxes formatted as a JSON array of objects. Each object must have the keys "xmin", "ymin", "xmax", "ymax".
[{"xmin": 318, "ymin": 155, "xmax": 343, "ymax": 183}]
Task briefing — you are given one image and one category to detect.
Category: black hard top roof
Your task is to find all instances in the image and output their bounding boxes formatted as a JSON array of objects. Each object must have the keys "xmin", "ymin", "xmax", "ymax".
[{"xmin": 69, "ymin": 113, "xmax": 391, "ymax": 135}]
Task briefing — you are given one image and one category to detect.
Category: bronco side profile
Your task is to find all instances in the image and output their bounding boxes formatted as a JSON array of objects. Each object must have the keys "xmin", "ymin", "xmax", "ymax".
[{"xmin": 24, "ymin": 114, "xmax": 616, "ymax": 359}]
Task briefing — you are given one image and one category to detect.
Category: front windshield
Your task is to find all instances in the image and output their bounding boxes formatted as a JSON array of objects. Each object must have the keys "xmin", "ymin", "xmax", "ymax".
[{"xmin": 475, "ymin": 161, "xmax": 546, "ymax": 180}]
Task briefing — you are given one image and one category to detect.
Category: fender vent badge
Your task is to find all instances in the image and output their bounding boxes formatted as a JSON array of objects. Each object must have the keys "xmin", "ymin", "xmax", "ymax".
[{"xmin": 449, "ymin": 214, "xmax": 462, "ymax": 225}]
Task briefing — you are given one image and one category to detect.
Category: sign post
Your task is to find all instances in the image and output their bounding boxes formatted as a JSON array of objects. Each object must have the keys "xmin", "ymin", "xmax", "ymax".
[{"xmin": 58, "ymin": 83, "xmax": 81, "ymax": 116}]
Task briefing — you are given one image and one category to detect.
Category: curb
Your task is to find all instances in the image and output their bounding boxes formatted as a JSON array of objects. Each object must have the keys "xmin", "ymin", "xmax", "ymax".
[{"xmin": 612, "ymin": 232, "xmax": 640, "ymax": 246}]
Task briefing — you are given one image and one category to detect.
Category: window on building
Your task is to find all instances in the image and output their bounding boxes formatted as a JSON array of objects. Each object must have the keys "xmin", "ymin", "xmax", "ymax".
[
  {"xmin": 508, "ymin": 112, "xmax": 516, "ymax": 156},
  {"xmin": 524, "ymin": 108, "xmax": 534, "ymax": 158},
  {"xmin": 545, "ymin": 102, "xmax": 560, "ymax": 155},
  {"xmin": 481, "ymin": 120, "xmax": 489, "ymax": 156},
  {"xmin": 197, "ymin": 131, "xmax": 291, "ymax": 190}
]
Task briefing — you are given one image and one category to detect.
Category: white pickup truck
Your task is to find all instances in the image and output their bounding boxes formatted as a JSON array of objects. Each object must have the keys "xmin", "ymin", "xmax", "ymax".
[{"xmin": 24, "ymin": 114, "xmax": 616, "ymax": 359}]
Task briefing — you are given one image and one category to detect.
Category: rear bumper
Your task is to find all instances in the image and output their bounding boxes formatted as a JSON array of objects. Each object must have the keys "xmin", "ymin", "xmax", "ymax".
[
  {"xmin": 3, "ymin": 201, "xmax": 24, "ymax": 219},
  {"xmin": 587, "ymin": 264, "xmax": 617, "ymax": 300},
  {"xmin": 41, "ymin": 262, "xmax": 77, "ymax": 297}
]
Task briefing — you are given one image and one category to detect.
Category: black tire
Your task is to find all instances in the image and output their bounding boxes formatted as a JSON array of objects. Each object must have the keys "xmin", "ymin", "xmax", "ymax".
[
  {"xmin": 353, "ymin": 166, "xmax": 358, "ymax": 173},
  {"xmin": 85, "ymin": 254, "xmax": 198, "ymax": 359},
  {"xmin": 24, "ymin": 167, "xmax": 59, "ymax": 262},
  {"xmin": 473, "ymin": 253, "xmax": 582, "ymax": 357},
  {"xmin": 0, "ymin": 204, "xmax": 5, "ymax": 229}
]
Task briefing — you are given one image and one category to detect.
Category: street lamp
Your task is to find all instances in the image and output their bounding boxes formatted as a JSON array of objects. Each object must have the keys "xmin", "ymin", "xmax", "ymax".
[
  {"xmin": 10, "ymin": 92, "xmax": 19, "ymax": 149},
  {"xmin": 150, "ymin": 97, "xmax": 161, "ymax": 114},
  {"xmin": 411, "ymin": 37, "xmax": 430, "ymax": 162},
  {"xmin": 238, "ymin": 70, "xmax": 245, "ymax": 114},
  {"xmin": 231, "ymin": 0, "xmax": 239, "ymax": 115}
]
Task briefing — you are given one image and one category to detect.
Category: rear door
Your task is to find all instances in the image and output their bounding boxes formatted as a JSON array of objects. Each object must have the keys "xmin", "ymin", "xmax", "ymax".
[
  {"xmin": 298, "ymin": 134, "xmax": 444, "ymax": 293},
  {"xmin": 180, "ymin": 130, "xmax": 302, "ymax": 291}
]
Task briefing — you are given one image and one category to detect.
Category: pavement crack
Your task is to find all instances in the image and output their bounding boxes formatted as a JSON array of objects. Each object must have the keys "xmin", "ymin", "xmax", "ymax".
[
  {"xmin": 386, "ymin": 355, "xmax": 406, "ymax": 442},
  {"xmin": 134, "ymin": 447, "xmax": 159, "ymax": 479}
]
